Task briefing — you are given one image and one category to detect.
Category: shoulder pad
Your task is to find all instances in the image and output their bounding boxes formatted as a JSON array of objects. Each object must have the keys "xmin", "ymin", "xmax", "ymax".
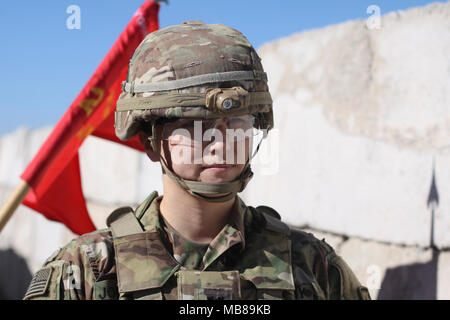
[
  {"xmin": 256, "ymin": 205, "xmax": 281, "ymax": 220},
  {"xmin": 318, "ymin": 238, "xmax": 336, "ymax": 256},
  {"xmin": 290, "ymin": 229, "xmax": 336, "ymax": 259},
  {"xmin": 290, "ymin": 229, "xmax": 326, "ymax": 251},
  {"xmin": 251, "ymin": 206, "xmax": 290, "ymax": 235},
  {"xmin": 135, "ymin": 191, "xmax": 159, "ymax": 220},
  {"xmin": 327, "ymin": 254, "xmax": 367, "ymax": 300},
  {"xmin": 106, "ymin": 206, "xmax": 143, "ymax": 237}
]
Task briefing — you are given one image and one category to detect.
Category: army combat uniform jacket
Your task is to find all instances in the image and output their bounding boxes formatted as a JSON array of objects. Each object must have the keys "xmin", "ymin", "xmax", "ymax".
[{"xmin": 24, "ymin": 191, "xmax": 370, "ymax": 300}]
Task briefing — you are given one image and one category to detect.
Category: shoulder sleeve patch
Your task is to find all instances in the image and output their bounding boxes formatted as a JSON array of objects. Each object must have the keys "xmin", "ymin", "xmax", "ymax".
[{"xmin": 24, "ymin": 267, "xmax": 52, "ymax": 299}]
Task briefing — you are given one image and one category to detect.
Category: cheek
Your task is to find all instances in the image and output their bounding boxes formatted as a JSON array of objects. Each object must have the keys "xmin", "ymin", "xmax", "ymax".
[
  {"xmin": 232, "ymin": 139, "xmax": 251, "ymax": 164},
  {"xmin": 167, "ymin": 138, "xmax": 251, "ymax": 181},
  {"xmin": 171, "ymin": 162, "xmax": 202, "ymax": 180},
  {"xmin": 169, "ymin": 144, "xmax": 203, "ymax": 179}
]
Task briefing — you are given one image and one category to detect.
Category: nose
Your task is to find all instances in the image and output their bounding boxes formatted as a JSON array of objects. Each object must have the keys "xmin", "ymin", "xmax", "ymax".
[{"xmin": 203, "ymin": 123, "xmax": 234, "ymax": 162}]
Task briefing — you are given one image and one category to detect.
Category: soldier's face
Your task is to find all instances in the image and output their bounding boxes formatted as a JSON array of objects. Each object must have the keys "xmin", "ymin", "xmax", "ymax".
[{"xmin": 159, "ymin": 117, "xmax": 253, "ymax": 184}]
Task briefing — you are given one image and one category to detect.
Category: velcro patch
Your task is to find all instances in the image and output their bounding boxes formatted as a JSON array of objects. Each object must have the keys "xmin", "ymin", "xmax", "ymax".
[{"xmin": 24, "ymin": 267, "xmax": 52, "ymax": 299}]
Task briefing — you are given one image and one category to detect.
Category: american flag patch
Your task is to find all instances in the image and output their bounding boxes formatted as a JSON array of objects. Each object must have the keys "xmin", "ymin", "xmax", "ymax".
[{"xmin": 24, "ymin": 267, "xmax": 52, "ymax": 299}]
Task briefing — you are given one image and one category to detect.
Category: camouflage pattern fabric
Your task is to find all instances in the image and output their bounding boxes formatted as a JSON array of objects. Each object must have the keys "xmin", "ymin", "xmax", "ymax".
[
  {"xmin": 115, "ymin": 21, "xmax": 273, "ymax": 141},
  {"xmin": 177, "ymin": 270, "xmax": 241, "ymax": 300},
  {"xmin": 24, "ymin": 191, "xmax": 370, "ymax": 300},
  {"xmin": 160, "ymin": 213, "xmax": 209, "ymax": 270}
]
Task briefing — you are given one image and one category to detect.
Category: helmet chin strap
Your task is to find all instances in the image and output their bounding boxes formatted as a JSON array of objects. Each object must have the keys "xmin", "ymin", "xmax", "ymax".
[
  {"xmin": 148, "ymin": 125, "xmax": 263, "ymax": 203},
  {"xmin": 160, "ymin": 157, "xmax": 253, "ymax": 203}
]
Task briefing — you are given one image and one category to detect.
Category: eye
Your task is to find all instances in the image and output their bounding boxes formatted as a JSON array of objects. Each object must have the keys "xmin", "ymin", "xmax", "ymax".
[{"xmin": 227, "ymin": 117, "xmax": 250, "ymax": 129}]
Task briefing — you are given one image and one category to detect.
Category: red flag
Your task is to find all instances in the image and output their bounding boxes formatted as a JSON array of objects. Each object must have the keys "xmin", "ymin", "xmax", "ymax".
[{"xmin": 20, "ymin": 1, "xmax": 160, "ymax": 235}]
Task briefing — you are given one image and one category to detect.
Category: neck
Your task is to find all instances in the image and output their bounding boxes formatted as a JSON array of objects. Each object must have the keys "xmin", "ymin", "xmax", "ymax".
[{"xmin": 159, "ymin": 175, "xmax": 235, "ymax": 243}]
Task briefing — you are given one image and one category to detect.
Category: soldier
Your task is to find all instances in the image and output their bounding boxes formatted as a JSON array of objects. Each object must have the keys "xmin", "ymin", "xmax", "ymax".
[{"xmin": 24, "ymin": 21, "xmax": 370, "ymax": 300}]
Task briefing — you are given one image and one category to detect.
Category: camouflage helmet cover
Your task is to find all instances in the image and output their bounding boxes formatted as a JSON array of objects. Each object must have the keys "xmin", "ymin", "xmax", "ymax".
[{"xmin": 115, "ymin": 21, "xmax": 274, "ymax": 141}]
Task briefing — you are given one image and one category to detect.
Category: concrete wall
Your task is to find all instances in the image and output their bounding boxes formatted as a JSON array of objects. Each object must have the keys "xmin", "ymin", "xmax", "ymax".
[
  {"xmin": 1, "ymin": 2, "xmax": 449, "ymax": 299},
  {"xmin": 249, "ymin": 1, "xmax": 450, "ymax": 248}
]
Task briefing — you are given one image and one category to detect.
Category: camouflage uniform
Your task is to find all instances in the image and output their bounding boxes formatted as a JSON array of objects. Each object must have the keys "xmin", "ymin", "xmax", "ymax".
[
  {"xmin": 24, "ymin": 21, "xmax": 370, "ymax": 300},
  {"xmin": 24, "ymin": 192, "xmax": 370, "ymax": 300}
]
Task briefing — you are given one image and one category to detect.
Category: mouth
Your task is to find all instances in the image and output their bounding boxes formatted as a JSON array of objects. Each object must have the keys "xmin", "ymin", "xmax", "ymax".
[
  {"xmin": 203, "ymin": 163, "xmax": 236, "ymax": 168},
  {"xmin": 202, "ymin": 164, "xmax": 236, "ymax": 172}
]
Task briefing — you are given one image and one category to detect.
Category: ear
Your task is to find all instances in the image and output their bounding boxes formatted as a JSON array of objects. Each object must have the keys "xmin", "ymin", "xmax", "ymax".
[{"xmin": 138, "ymin": 131, "xmax": 160, "ymax": 162}]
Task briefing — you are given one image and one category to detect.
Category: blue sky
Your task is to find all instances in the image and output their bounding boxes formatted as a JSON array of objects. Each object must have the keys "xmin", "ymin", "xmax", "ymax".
[{"xmin": 0, "ymin": 0, "xmax": 443, "ymax": 135}]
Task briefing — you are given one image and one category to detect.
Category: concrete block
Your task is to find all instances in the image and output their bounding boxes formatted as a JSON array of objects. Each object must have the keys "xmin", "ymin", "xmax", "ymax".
[
  {"xmin": 0, "ymin": 128, "xmax": 29, "ymax": 187},
  {"xmin": 243, "ymin": 99, "xmax": 434, "ymax": 247},
  {"xmin": 0, "ymin": 126, "xmax": 52, "ymax": 188},
  {"xmin": 339, "ymin": 237, "xmax": 440, "ymax": 300},
  {"xmin": 86, "ymin": 200, "xmax": 119, "ymax": 230},
  {"xmin": 0, "ymin": 184, "xmax": 70, "ymax": 273},
  {"xmin": 435, "ymin": 148, "xmax": 450, "ymax": 248},
  {"xmin": 437, "ymin": 251, "xmax": 450, "ymax": 299},
  {"xmin": 79, "ymin": 135, "xmax": 141, "ymax": 206},
  {"xmin": 137, "ymin": 152, "xmax": 164, "ymax": 204},
  {"xmin": 246, "ymin": 1, "xmax": 450, "ymax": 247},
  {"xmin": 26, "ymin": 126, "xmax": 53, "ymax": 165}
]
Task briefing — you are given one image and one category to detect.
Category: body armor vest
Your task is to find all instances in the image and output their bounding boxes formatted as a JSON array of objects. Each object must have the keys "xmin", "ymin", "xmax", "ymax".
[{"xmin": 105, "ymin": 196, "xmax": 326, "ymax": 300}]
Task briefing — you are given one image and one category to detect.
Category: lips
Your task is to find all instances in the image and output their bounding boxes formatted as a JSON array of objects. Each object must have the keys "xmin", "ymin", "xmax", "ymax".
[
  {"xmin": 202, "ymin": 164, "xmax": 235, "ymax": 169},
  {"xmin": 202, "ymin": 164, "xmax": 236, "ymax": 173}
]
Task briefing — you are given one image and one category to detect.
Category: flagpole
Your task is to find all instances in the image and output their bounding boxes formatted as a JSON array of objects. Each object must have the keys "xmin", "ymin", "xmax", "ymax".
[{"xmin": 0, "ymin": 179, "xmax": 30, "ymax": 233}]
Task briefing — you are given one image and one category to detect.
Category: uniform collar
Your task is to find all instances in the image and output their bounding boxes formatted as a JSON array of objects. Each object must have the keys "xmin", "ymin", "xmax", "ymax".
[
  {"xmin": 113, "ymin": 191, "xmax": 294, "ymax": 294},
  {"xmin": 138, "ymin": 193, "xmax": 165, "ymax": 233},
  {"xmin": 200, "ymin": 196, "xmax": 247, "ymax": 270},
  {"xmin": 137, "ymin": 192, "xmax": 248, "ymax": 271},
  {"xmin": 231, "ymin": 195, "xmax": 247, "ymax": 250}
]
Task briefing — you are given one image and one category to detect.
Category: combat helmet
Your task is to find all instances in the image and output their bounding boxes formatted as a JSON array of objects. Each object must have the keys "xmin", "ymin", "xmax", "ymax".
[{"xmin": 115, "ymin": 21, "xmax": 274, "ymax": 202}]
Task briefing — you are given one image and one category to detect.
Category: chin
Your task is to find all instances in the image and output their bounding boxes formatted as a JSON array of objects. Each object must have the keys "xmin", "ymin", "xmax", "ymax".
[
  {"xmin": 200, "ymin": 168, "xmax": 241, "ymax": 183},
  {"xmin": 200, "ymin": 175, "xmax": 235, "ymax": 184},
  {"xmin": 173, "ymin": 164, "xmax": 244, "ymax": 183}
]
